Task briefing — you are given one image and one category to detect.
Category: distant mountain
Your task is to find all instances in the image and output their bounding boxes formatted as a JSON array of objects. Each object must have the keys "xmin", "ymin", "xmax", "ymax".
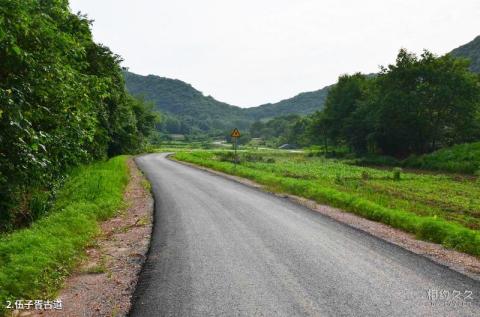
[
  {"xmin": 450, "ymin": 35, "xmax": 480, "ymax": 73},
  {"xmin": 124, "ymin": 71, "xmax": 330, "ymax": 134},
  {"xmin": 124, "ymin": 71, "xmax": 250, "ymax": 134},
  {"xmin": 244, "ymin": 86, "xmax": 331, "ymax": 121}
]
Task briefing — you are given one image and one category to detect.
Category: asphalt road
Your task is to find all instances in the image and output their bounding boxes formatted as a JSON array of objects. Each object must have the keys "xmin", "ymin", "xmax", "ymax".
[{"xmin": 130, "ymin": 153, "xmax": 480, "ymax": 317}]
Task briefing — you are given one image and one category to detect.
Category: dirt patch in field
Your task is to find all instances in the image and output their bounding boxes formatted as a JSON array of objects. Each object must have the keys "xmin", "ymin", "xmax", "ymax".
[
  {"xmin": 23, "ymin": 158, "xmax": 154, "ymax": 317},
  {"xmin": 173, "ymin": 156, "xmax": 480, "ymax": 281}
]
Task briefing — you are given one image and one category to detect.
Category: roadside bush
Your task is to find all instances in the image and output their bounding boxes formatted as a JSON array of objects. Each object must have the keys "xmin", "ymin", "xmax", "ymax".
[
  {"xmin": 403, "ymin": 142, "xmax": 480, "ymax": 174},
  {"xmin": 443, "ymin": 228, "xmax": 480, "ymax": 255},
  {"xmin": 216, "ymin": 151, "xmax": 237, "ymax": 163},
  {"xmin": 416, "ymin": 219, "xmax": 453, "ymax": 244}
]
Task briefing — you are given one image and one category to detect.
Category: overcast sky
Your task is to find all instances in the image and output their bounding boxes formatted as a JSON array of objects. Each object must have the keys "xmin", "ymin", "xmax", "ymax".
[{"xmin": 69, "ymin": 0, "xmax": 480, "ymax": 107}]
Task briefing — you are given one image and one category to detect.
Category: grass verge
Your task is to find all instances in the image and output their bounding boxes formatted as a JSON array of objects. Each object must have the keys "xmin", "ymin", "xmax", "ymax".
[
  {"xmin": 174, "ymin": 151, "xmax": 480, "ymax": 257},
  {"xmin": 0, "ymin": 156, "xmax": 129, "ymax": 315}
]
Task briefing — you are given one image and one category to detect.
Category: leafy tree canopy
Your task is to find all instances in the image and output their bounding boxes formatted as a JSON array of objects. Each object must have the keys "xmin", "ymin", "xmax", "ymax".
[{"xmin": 0, "ymin": 0, "xmax": 158, "ymax": 229}]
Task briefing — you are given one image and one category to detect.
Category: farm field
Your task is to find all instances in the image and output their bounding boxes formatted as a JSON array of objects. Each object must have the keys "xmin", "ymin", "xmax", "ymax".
[{"xmin": 174, "ymin": 150, "xmax": 480, "ymax": 256}]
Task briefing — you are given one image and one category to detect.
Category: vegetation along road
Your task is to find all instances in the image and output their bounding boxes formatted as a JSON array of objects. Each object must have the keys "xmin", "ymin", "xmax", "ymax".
[{"xmin": 130, "ymin": 153, "xmax": 480, "ymax": 317}]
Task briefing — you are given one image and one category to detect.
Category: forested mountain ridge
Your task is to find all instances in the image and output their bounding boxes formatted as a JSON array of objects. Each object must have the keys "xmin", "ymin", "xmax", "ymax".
[
  {"xmin": 124, "ymin": 71, "xmax": 330, "ymax": 133},
  {"xmin": 244, "ymin": 86, "xmax": 332, "ymax": 120},
  {"xmin": 124, "ymin": 71, "xmax": 250, "ymax": 134},
  {"xmin": 451, "ymin": 35, "xmax": 480, "ymax": 73}
]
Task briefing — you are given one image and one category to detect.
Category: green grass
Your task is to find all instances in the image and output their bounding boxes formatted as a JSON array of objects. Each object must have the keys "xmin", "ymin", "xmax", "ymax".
[
  {"xmin": 0, "ymin": 156, "xmax": 129, "ymax": 315},
  {"xmin": 349, "ymin": 142, "xmax": 480, "ymax": 175},
  {"xmin": 403, "ymin": 142, "xmax": 480, "ymax": 174},
  {"xmin": 174, "ymin": 150, "xmax": 480, "ymax": 257}
]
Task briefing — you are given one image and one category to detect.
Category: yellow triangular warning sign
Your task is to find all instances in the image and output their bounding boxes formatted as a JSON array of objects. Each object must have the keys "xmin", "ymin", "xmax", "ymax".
[{"xmin": 230, "ymin": 128, "xmax": 241, "ymax": 138}]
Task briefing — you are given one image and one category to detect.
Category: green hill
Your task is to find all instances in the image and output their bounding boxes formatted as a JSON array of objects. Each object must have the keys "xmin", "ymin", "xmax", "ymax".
[
  {"xmin": 124, "ymin": 71, "xmax": 330, "ymax": 133},
  {"xmin": 124, "ymin": 71, "xmax": 250, "ymax": 134},
  {"xmin": 244, "ymin": 86, "xmax": 331, "ymax": 121},
  {"xmin": 450, "ymin": 35, "xmax": 480, "ymax": 73}
]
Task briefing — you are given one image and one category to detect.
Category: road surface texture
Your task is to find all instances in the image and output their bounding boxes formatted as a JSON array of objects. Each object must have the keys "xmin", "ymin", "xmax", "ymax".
[{"xmin": 130, "ymin": 153, "xmax": 480, "ymax": 317}]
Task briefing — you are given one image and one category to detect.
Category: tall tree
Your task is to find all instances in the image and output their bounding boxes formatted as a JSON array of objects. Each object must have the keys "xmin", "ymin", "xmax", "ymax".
[
  {"xmin": 0, "ymin": 0, "xmax": 158, "ymax": 230},
  {"xmin": 371, "ymin": 49, "xmax": 480, "ymax": 157},
  {"xmin": 321, "ymin": 73, "xmax": 370, "ymax": 146}
]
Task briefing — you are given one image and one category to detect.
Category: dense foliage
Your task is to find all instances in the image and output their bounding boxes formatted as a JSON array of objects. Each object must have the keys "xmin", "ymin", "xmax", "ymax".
[
  {"xmin": 317, "ymin": 50, "xmax": 480, "ymax": 157},
  {"xmin": 249, "ymin": 115, "xmax": 312, "ymax": 147},
  {"xmin": 0, "ymin": 0, "xmax": 157, "ymax": 230},
  {"xmin": 403, "ymin": 142, "xmax": 480, "ymax": 174},
  {"xmin": 253, "ymin": 49, "xmax": 480, "ymax": 159}
]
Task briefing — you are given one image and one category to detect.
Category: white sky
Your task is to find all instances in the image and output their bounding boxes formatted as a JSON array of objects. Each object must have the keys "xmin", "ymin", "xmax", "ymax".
[{"xmin": 69, "ymin": 0, "xmax": 480, "ymax": 107}]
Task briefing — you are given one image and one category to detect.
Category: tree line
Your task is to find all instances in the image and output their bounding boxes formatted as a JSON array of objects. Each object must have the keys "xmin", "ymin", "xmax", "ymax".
[
  {"xmin": 0, "ymin": 0, "xmax": 158, "ymax": 230},
  {"xmin": 250, "ymin": 49, "xmax": 480, "ymax": 157}
]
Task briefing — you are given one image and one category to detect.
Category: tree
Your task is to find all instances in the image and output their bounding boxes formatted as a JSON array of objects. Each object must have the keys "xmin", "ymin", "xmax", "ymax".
[
  {"xmin": 0, "ymin": 0, "xmax": 158, "ymax": 230},
  {"xmin": 307, "ymin": 111, "xmax": 331, "ymax": 153},
  {"xmin": 321, "ymin": 73, "xmax": 370, "ymax": 146},
  {"xmin": 371, "ymin": 49, "xmax": 480, "ymax": 157},
  {"xmin": 285, "ymin": 117, "xmax": 312, "ymax": 147}
]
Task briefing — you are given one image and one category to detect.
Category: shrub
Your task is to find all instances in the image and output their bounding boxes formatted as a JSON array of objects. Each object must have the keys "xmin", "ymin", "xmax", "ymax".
[
  {"xmin": 216, "ymin": 151, "xmax": 237, "ymax": 163},
  {"xmin": 392, "ymin": 167, "xmax": 402, "ymax": 181},
  {"xmin": 403, "ymin": 142, "xmax": 480, "ymax": 174}
]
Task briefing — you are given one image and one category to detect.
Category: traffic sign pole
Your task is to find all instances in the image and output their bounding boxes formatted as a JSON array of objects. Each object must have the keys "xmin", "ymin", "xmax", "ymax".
[
  {"xmin": 234, "ymin": 137, "xmax": 237, "ymax": 167},
  {"xmin": 230, "ymin": 128, "xmax": 241, "ymax": 167}
]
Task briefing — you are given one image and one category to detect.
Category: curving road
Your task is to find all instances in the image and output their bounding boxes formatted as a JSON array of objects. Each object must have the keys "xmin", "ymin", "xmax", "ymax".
[{"xmin": 129, "ymin": 153, "xmax": 480, "ymax": 317}]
